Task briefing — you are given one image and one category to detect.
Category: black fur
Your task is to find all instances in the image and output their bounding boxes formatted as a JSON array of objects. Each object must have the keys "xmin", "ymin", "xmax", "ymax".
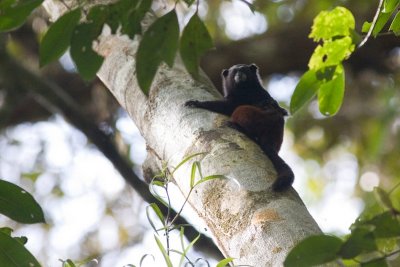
[{"xmin": 185, "ymin": 64, "xmax": 294, "ymax": 191}]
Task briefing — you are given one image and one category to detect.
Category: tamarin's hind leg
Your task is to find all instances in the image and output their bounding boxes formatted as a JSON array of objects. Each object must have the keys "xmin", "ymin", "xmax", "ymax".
[
  {"xmin": 231, "ymin": 105, "xmax": 293, "ymax": 191},
  {"xmin": 262, "ymin": 145, "xmax": 294, "ymax": 191}
]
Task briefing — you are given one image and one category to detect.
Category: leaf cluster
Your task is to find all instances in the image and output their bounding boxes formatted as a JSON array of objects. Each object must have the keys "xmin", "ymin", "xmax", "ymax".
[
  {"xmin": 143, "ymin": 153, "xmax": 229, "ymax": 267},
  {"xmin": 291, "ymin": 1, "xmax": 400, "ymax": 117},
  {"xmin": 0, "ymin": 179, "xmax": 44, "ymax": 266},
  {"xmin": 284, "ymin": 185, "xmax": 400, "ymax": 267},
  {"xmin": 0, "ymin": 0, "xmax": 214, "ymax": 95}
]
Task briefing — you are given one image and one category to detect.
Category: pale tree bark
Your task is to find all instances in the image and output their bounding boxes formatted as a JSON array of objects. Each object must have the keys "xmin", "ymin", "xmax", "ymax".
[{"xmin": 43, "ymin": 1, "xmax": 322, "ymax": 265}]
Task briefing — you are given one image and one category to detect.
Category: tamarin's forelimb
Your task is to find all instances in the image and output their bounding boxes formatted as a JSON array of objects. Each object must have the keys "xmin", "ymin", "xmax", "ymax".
[{"xmin": 185, "ymin": 64, "xmax": 294, "ymax": 191}]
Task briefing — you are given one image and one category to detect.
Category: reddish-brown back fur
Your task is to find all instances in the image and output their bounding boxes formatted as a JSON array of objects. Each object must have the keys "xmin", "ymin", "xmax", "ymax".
[{"xmin": 231, "ymin": 105, "xmax": 284, "ymax": 153}]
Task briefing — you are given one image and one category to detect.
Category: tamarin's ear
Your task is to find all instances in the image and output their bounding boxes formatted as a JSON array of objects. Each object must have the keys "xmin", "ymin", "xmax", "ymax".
[
  {"xmin": 222, "ymin": 69, "xmax": 229, "ymax": 77},
  {"xmin": 250, "ymin": 64, "xmax": 258, "ymax": 72}
]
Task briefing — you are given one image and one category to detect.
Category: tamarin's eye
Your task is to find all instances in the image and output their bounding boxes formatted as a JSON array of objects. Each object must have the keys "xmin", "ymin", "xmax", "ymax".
[{"xmin": 222, "ymin": 69, "xmax": 229, "ymax": 77}]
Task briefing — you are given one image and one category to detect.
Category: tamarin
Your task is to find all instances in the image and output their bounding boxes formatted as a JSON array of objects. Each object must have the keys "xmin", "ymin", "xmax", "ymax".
[{"xmin": 185, "ymin": 64, "xmax": 294, "ymax": 191}]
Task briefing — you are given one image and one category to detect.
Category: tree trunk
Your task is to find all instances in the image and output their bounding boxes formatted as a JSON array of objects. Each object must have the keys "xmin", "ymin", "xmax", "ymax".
[{"xmin": 43, "ymin": 2, "xmax": 322, "ymax": 265}]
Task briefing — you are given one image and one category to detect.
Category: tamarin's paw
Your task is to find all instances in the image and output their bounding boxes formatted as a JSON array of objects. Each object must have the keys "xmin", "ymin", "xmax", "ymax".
[
  {"xmin": 185, "ymin": 100, "xmax": 200, "ymax": 107},
  {"xmin": 272, "ymin": 173, "xmax": 294, "ymax": 192}
]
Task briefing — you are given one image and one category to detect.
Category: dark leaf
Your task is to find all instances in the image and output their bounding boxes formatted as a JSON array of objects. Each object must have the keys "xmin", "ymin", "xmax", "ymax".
[
  {"xmin": 180, "ymin": 13, "xmax": 213, "ymax": 79},
  {"xmin": 368, "ymin": 212, "xmax": 400, "ymax": 238},
  {"xmin": 0, "ymin": 179, "xmax": 45, "ymax": 224},
  {"xmin": 0, "ymin": 231, "xmax": 41, "ymax": 267},
  {"xmin": 0, "ymin": 0, "xmax": 43, "ymax": 32},
  {"xmin": 70, "ymin": 22, "xmax": 104, "ymax": 80},
  {"xmin": 339, "ymin": 228, "xmax": 376, "ymax": 259},
  {"xmin": 361, "ymin": 258, "xmax": 389, "ymax": 267},
  {"xmin": 284, "ymin": 235, "xmax": 343, "ymax": 267},
  {"xmin": 39, "ymin": 8, "xmax": 81, "ymax": 66},
  {"xmin": 121, "ymin": 0, "xmax": 152, "ymax": 38},
  {"xmin": 136, "ymin": 10, "xmax": 179, "ymax": 94}
]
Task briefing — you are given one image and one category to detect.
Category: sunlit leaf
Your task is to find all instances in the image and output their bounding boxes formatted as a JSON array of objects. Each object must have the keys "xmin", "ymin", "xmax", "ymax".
[
  {"xmin": 389, "ymin": 11, "xmax": 400, "ymax": 35},
  {"xmin": 39, "ymin": 8, "xmax": 81, "ymax": 66},
  {"xmin": 179, "ymin": 233, "xmax": 200, "ymax": 267},
  {"xmin": 318, "ymin": 65, "xmax": 345, "ymax": 116},
  {"xmin": 372, "ymin": 12, "xmax": 392, "ymax": 37},
  {"xmin": 180, "ymin": 13, "xmax": 213, "ymax": 79},
  {"xmin": 284, "ymin": 235, "xmax": 343, "ymax": 267},
  {"xmin": 0, "ymin": 179, "xmax": 45, "ymax": 224},
  {"xmin": 154, "ymin": 235, "xmax": 173, "ymax": 267},
  {"xmin": 216, "ymin": 257, "xmax": 235, "ymax": 267},
  {"xmin": 171, "ymin": 152, "xmax": 206, "ymax": 175},
  {"xmin": 194, "ymin": 175, "xmax": 225, "ymax": 187},
  {"xmin": 383, "ymin": 0, "xmax": 400, "ymax": 13},
  {"xmin": 70, "ymin": 22, "xmax": 104, "ymax": 80},
  {"xmin": 308, "ymin": 37, "xmax": 354, "ymax": 70},
  {"xmin": 136, "ymin": 10, "xmax": 179, "ymax": 94},
  {"xmin": 309, "ymin": 7, "xmax": 355, "ymax": 41},
  {"xmin": 190, "ymin": 162, "xmax": 197, "ymax": 188},
  {"xmin": 0, "ymin": 0, "xmax": 43, "ymax": 32},
  {"xmin": 290, "ymin": 70, "xmax": 321, "ymax": 114},
  {"xmin": 0, "ymin": 231, "xmax": 41, "ymax": 267},
  {"xmin": 362, "ymin": 21, "xmax": 372, "ymax": 33}
]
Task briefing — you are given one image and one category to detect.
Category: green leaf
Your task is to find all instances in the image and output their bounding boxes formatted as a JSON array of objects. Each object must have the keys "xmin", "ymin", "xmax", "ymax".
[
  {"xmin": 361, "ymin": 258, "xmax": 389, "ymax": 267},
  {"xmin": 70, "ymin": 22, "xmax": 104, "ymax": 80},
  {"xmin": 178, "ymin": 233, "xmax": 200, "ymax": 267},
  {"xmin": 136, "ymin": 10, "xmax": 179, "ymax": 94},
  {"xmin": 180, "ymin": 13, "xmax": 213, "ymax": 79},
  {"xmin": 183, "ymin": 0, "xmax": 196, "ymax": 7},
  {"xmin": 120, "ymin": 0, "xmax": 152, "ymax": 38},
  {"xmin": 362, "ymin": 21, "xmax": 372, "ymax": 33},
  {"xmin": 171, "ymin": 152, "xmax": 206, "ymax": 175},
  {"xmin": 146, "ymin": 203, "xmax": 165, "ymax": 233},
  {"xmin": 154, "ymin": 235, "xmax": 173, "ymax": 267},
  {"xmin": 389, "ymin": 11, "xmax": 400, "ymax": 35},
  {"xmin": 284, "ymin": 235, "xmax": 343, "ymax": 267},
  {"xmin": 368, "ymin": 212, "xmax": 400, "ymax": 238},
  {"xmin": 61, "ymin": 259, "xmax": 76, "ymax": 267},
  {"xmin": 0, "ymin": 0, "xmax": 43, "ymax": 32},
  {"xmin": 309, "ymin": 7, "xmax": 355, "ymax": 41},
  {"xmin": 290, "ymin": 70, "xmax": 321, "ymax": 114},
  {"xmin": 194, "ymin": 175, "xmax": 225, "ymax": 187},
  {"xmin": 308, "ymin": 37, "xmax": 355, "ymax": 70},
  {"xmin": 39, "ymin": 8, "xmax": 81, "ymax": 66},
  {"xmin": 339, "ymin": 228, "xmax": 376, "ymax": 259},
  {"xmin": 190, "ymin": 162, "xmax": 197, "ymax": 188},
  {"xmin": 0, "ymin": 231, "xmax": 41, "ymax": 267},
  {"xmin": 0, "ymin": 179, "xmax": 45, "ymax": 224},
  {"xmin": 318, "ymin": 65, "xmax": 345, "ymax": 116},
  {"xmin": 372, "ymin": 12, "xmax": 392, "ymax": 37},
  {"xmin": 383, "ymin": 0, "xmax": 400, "ymax": 13},
  {"xmin": 216, "ymin": 258, "xmax": 235, "ymax": 267},
  {"xmin": 374, "ymin": 187, "xmax": 394, "ymax": 210}
]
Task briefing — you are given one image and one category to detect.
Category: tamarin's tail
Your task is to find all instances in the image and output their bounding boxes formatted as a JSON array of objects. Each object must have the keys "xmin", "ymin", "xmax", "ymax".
[{"xmin": 262, "ymin": 146, "xmax": 294, "ymax": 191}]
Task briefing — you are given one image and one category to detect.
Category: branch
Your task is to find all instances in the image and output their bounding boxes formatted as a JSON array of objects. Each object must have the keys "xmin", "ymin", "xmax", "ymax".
[{"xmin": 0, "ymin": 46, "xmax": 223, "ymax": 260}]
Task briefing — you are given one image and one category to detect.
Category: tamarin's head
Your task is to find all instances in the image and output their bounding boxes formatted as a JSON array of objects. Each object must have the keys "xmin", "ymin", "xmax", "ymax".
[{"xmin": 221, "ymin": 64, "xmax": 262, "ymax": 97}]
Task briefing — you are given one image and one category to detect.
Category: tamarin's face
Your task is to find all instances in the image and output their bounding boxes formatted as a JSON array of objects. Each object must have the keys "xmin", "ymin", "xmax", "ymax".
[{"xmin": 221, "ymin": 64, "xmax": 262, "ymax": 97}]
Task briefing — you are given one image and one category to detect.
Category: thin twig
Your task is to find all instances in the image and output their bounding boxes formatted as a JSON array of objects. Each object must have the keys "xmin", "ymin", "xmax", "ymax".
[{"xmin": 359, "ymin": 0, "xmax": 384, "ymax": 48}]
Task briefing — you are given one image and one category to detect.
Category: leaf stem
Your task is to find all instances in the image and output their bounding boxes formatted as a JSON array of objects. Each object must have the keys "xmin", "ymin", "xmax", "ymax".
[{"xmin": 358, "ymin": 0, "xmax": 384, "ymax": 48}]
